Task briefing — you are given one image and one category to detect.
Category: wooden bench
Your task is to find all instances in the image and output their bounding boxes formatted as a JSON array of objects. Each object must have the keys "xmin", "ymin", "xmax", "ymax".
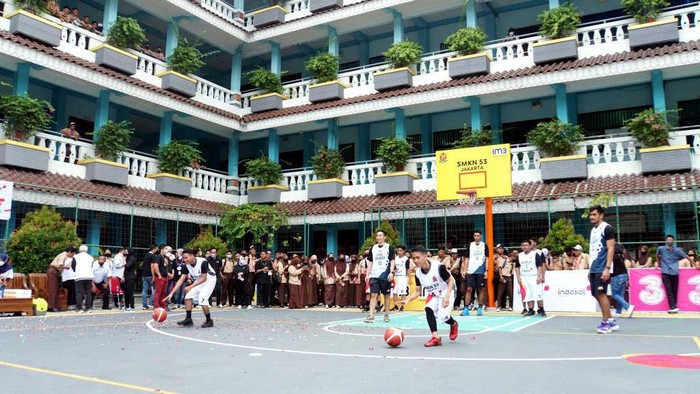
[
  {"xmin": 0, "ymin": 274, "xmax": 35, "ymax": 316},
  {"xmin": 29, "ymin": 273, "xmax": 67, "ymax": 311}
]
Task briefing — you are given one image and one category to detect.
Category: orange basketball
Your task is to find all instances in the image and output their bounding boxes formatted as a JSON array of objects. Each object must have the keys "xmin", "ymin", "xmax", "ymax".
[
  {"xmin": 153, "ymin": 308, "xmax": 167, "ymax": 323},
  {"xmin": 384, "ymin": 327, "xmax": 404, "ymax": 348}
]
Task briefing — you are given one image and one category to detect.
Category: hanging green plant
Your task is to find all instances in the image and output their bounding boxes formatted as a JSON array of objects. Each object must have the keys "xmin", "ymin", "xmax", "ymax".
[
  {"xmin": 156, "ymin": 139, "xmax": 204, "ymax": 176},
  {"xmin": 528, "ymin": 119, "xmax": 584, "ymax": 157},
  {"xmin": 168, "ymin": 38, "xmax": 217, "ymax": 75},
  {"xmin": 107, "ymin": 17, "xmax": 146, "ymax": 50},
  {"xmin": 88, "ymin": 120, "xmax": 134, "ymax": 162},
  {"xmin": 305, "ymin": 52, "xmax": 340, "ymax": 83}
]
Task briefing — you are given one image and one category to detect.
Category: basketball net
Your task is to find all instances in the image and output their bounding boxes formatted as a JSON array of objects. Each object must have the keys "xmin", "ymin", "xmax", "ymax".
[{"xmin": 457, "ymin": 190, "xmax": 478, "ymax": 213}]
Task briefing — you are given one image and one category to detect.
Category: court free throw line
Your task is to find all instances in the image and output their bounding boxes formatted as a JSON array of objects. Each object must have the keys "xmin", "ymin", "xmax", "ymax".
[{"xmin": 511, "ymin": 316, "xmax": 555, "ymax": 332}]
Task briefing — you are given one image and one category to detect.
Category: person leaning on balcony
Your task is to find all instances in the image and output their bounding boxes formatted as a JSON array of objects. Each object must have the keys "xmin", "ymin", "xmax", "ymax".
[
  {"xmin": 47, "ymin": 1, "xmax": 61, "ymax": 18},
  {"xmin": 59, "ymin": 122, "xmax": 80, "ymax": 163},
  {"xmin": 70, "ymin": 8, "xmax": 82, "ymax": 27},
  {"xmin": 59, "ymin": 6, "xmax": 72, "ymax": 22}
]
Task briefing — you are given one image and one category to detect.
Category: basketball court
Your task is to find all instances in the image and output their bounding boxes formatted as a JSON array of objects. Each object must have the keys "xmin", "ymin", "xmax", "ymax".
[{"xmin": 1, "ymin": 309, "xmax": 699, "ymax": 393}]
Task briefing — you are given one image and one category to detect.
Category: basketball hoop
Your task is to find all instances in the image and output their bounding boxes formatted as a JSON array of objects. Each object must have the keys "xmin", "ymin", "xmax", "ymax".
[{"xmin": 457, "ymin": 190, "xmax": 478, "ymax": 213}]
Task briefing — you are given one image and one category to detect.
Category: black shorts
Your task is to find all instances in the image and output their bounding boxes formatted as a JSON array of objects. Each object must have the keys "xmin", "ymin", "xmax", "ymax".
[
  {"xmin": 589, "ymin": 273, "xmax": 608, "ymax": 296},
  {"xmin": 369, "ymin": 278, "xmax": 391, "ymax": 295},
  {"xmin": 466, "ymin": 274, "xmax": 485, "ymax": 289}
]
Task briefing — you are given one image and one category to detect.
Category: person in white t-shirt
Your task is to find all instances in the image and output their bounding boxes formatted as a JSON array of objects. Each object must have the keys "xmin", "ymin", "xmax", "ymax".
[
  {"xmin": 515, "ymin": 240, "xmax": 545, "ymax": 317},
  {"xmin": 391, "ymin": 245, "xmax": 410, "ymax": 311},
  {"xmin": 164, "ymin": 249, "xmax": 217, "ymax": 328},
  {"xmin": 461, "ymin": 230, "xmax": 489, "ymax": 316},
  {"xmin": 364, "ymin": 230, "xmax": 396, "ymax": 323}
]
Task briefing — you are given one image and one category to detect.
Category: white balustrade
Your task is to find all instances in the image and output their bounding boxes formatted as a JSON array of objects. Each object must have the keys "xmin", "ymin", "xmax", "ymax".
[
  {"xmin": 200, "ymin": 0, "xmax": 243, "ymax": 24},
  {"xmin": 339, "ymin": 63, "xmax": 389, "ymax": 88},
  {"xmin": 587, "ymin": 135, "xmax": 638, "ymax": 164},
  {"xmin": 486, "ymin": 35, "xmax": 538, "ymax": 63},
  {"xmin": 185, "ymin": 167, "xmax": 231, "ymax": 193},
  {"xmin": 668, "ymin": 128, "xmax": 700, "ymax": 155},
  {"xmin": 283, "ymin": 169, "xmax": 315, "ymax": 191},
  {"xmin": 238, "ymin": 177, "xmax": 257, "ymax": 196},
  {"xmin": 130, "ymin": 50, "xmax": 167, "ymax": 77},
  {"xmin": 511, "ymin": 146, "xmax": 541, "ymax": 171},
  {"xmin": 32, "ymin": 131, "xmax": 95, "ymax": 164},
  {"xmin": 60, "ymin": 22, "xmax": 103, "ymax": 56},
  {"xmin": 418, "ymin": 51, "xmax": 452, "ymax": 76},
  {"xmin": 284, "ymin": 80, "xmax": 311, "ymax": 101},
  {"xmin": 285, "ymin": 0, "xmax": 310, "ymax": 15},
  {"xmin": 408, "ymin": 156, "xmax": 436, "ymax": 180},
  {"xmin": 192, "ymin": 75, "xmax": 241, "ymax": 108},
  {"xmin": 344, "ymin": 162, "xmax": 384, "ymax": 186},
  {"xmin": 119, "ymin": 152, "xmax": 158, "ymax": 178}
]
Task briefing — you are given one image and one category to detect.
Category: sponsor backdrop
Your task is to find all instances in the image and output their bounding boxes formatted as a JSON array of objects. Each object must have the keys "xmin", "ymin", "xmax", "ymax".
[
  {"xmin": 513, "ymin": 270, "xmax": 597, "ymax": 312},
  {"xmin": 629, "ymin": 268, "xmax": 700, "ymax": 312}
]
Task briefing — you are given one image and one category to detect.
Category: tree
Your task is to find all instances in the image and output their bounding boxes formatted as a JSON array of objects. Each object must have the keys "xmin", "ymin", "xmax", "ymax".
[
  {"xmin": 581, "ymin": 193, "xmax": 616, "ymax": 219},
  {"xmin": 219, "ymin": 204, "xmax": 288, "ymax": 249},
  {"xmin": 185, "ymin": 226, "xmax": 227, "ymax": 253},
  {"xmin": 7, "ymin": 206, "xmax": 82, "ymax": 274},
  {"xmin": 539, "ymin": 218, "xmax": 588, "ymax": 255},
  {"xmin": 360, "ymin": 221, "xmax": 404, "ymax": 253}
]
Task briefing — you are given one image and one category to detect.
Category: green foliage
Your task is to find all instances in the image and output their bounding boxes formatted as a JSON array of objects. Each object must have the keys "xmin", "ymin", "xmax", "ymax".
[
  {"xmin": 246, "ymin": 155, "xmax": 283, "ymax": 185},
  {"xmin": 581, "ymin": 193, "xmax": 616, "ymax": 219},
  {"xmin": 219, "ymin": 204, "xmax": 288, "ymax": 248},
  {"xmin": 185, "ymin": 226, "xmax": 227, "ymax": 253},
  {"xmin": 444, "ymin": 27, "xmax": 487, "ymax": 56},
  {"xmin": 13, "ymin": 0, "xmax": 50, "ymax": 14},
  {"xmin": 452, "ymin": 126, "xmax": 499, "ymax": 148},
  {"xmin": 622, "ymin": 0, "xmax": 670, "ymax": 23},
  {"xmin": 168, "ymin": 38, "xmax": 216, "ymax": 75},
  {"xmin": 382, "ymin": 40, "xmax": 423, "ymax": 68},
  {"xmin": 7, "ymin": 206, "xmax": 82, "ymax": 274},
  {"xmin": 305, "ymin": 52, "xmax": 340, "ymax": 83},
  {"xmin": 539, "ymin": 218, "xmax": 588, "ymax": 255},
  {"xmin": 624, "ymin": 108, "xmax": 675, "ymax": 148},
  {"xmin": 246, "ymin": 66, "xmax": 284, "ymax": 95},
  {"xmin": 360, "ymin": 221, "xmax": 404, "ymax": 253},
  {"xmin": 156, "ymin": 140, "xmax": 204, "ymax": 176},
  {"xmin": 107, "ymin": 17, "xmax": 146, "ymax": 49},
  {"xmin": 88, "ymin": 120, "xmax": 134, "ymax": 161},
  {"xmin": 0, "ymin": 84, "xmax": 54, "ymax": 140},
  {"xmin": 528, "ymin": 119, "xmax": 584, "ymax": 157},
  {"xmin": 310, "ymin": 146, "xmax": 345, "ymax": 179},
  {"xmin": 376, "ymin": 137, "xmax": 413, "ymax": 172},
  {"xmin": 538, "ymin": 3, "xmax": 581, "ymax": 39}
]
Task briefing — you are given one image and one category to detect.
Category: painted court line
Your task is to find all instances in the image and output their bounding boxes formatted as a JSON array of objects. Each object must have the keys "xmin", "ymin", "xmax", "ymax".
[
  {"xmin": 694, "ymin": 337, "xmax": 700, "ymax": 351},
  {"xmin": 511, "ymin": 316, "xmax": 555, "ymax": 332},
  {"xmin": 0, "ymin": 361, "xmax": 177, "ymax": 393},
  {"xmin": 317, "ymin": 312, "xmax": 411, "ymax": 326}
]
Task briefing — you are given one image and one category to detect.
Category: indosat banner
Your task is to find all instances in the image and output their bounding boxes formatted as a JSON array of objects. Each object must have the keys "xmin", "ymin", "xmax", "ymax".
[{"xmin": 513, "ymin": 270, "xmax": 598, "ymax": 312}]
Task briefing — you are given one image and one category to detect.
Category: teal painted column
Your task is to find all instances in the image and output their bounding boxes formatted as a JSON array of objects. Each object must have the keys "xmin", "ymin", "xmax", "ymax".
[
  {"xmin": 327, "ymin": 119, "xmax": 339, "ymax": 150},
  {"xmin": 392, "ymin": 11, "xmax": 403, "ymax": 43},
  {"xmin": 328, "ymin": 27, "xmax": 339, "ymax": 57},
  {"xmin": 270, "ymin": 42, "xmax": 281, "ymax": 76},
  {"xmin": 484, "ymin": 11, "xmax": 496, "ymax": 41},
  {"xmin": 155, "ymin": 219, "xmax": 167, "ymax": 245},
  {"xmin": 303, "ymin": 131, "xmax": 314, "ymax": 166},
  {"xmin": 230, "ymin": 47, "xmax": 243, "ymax": 92},
  {"xmin": 567, "ymin": 92, "xmax": 578, "ymax": 125},
  {"xmin": 469, "ymin": 97, "xmax": 482, "ymax": 131},
  {"xmin": 490, "ymin": 104, "xmax": 502, "ymax": 143},
  {"xmin": 392, "ymin": 109, "xmax": 406, "ymax": 140},
  {"xmin": 228, "ymin": 132, "xmax": 240, "ymax": 177},
  {"xmin": 651, "ymin": 70, "xmax": 666, "ymax": 112},
  {"xmin": 553, "ymin": 84, "xmax": 569, "ymax": 123},
  {"xmin": 420, "ymin": 114, "xmax": 432, "ymax": 154},
  {"xmin": 357, "ymin": 124, "xmax": 370, "ymax": 161},
  {"xmin": 663, "ymin": 204, "xmax": 676, "ymax": 238},
  {"xmin": 549, "ymin": 0, "xmax": 560, "ymax": 9},
  {"xmin": 327, "ymin": 224, "xmax": 338, "ymax": 255},
  {"xmin": 14, "ymin": 63, "xmax": 30, "ymax": 96},
  {"xmin": 268, "ymin": 129, "xmax": 279, "ymax": 162},
  {"xmin": 466, "ymin": 0, "xmax": 477, "ymax": 28},
  {"xmin": 102, "ymin": 0, "xmax": 119, "ymax": 35},
  {"xmin": 359, "ymin": 40, "xmax": 369, "ymax": 66},
  {"xmin": 165, "ymin": 19, "xmax": 179, "ymax": 61},
  {"xmin": 88, "ymin": 214, "xmax": 101, "ymax": 256},
  {"xmin": 94, "ymin": 90, "xmax": 110, "ymax": 135},
  {"xmin": 52, "ymin": 88, "xmax": 68, "ymax": 131},
  {"xmin": 159, "ymin": 111, "xmax": 173, "ymax": 146}
]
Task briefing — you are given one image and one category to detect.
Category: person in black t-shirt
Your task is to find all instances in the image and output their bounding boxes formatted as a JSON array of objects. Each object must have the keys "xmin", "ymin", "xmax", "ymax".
[
  {"xmin": 255, "ymin": 251, "xmax": 274, "ymax": 308},
  {"xmin": 207, "ymin": 248, "xmax": 223, "ymax": 308},
  {"xmin": 151, "ymin": 244, "xmax": 169, "ymax": 310},
  {"xmin": 141, "ymin": 245, "xmax": 157, "ymax": 310},
  {"xmin": 233, "ymin": 254, "xmax": 250, "ymax": 308}
]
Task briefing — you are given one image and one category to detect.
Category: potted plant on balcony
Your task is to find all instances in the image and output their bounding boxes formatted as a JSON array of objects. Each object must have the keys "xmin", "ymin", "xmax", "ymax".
[
  {"xmin": 624, "ymin": 108, "xmax": 689, "ymax": 173},
  {"xmin": 374, "ymin": 137, "xmax": 416, "ymax": 194},
  {"xmin": 247, "ymin": 67, "xmax": 286, "ymax": 113},
  {"xmin": 533, "ymin": 3, "xmax": 581, "ymax": 65},
  {"xmin": 452, "ymin": 126, "xmax": 500, "ymax": 148},
  {"xmin": 445, "ymin": 27, "xmax": 490, "ymax": 78},
  {"xmin": 622, "ymin": 0, "xmax": 677, "ymax": 49},
  {"xmin": 149, "ymin": 140, "xmax": 203, "ymax": 197},
  {"xmin": 0, "ymin": 85, "xmax": 53, "ymax": 172},
  {"xmin": 251, "ymin": 0, "xmax": 287, "ymax": 28},
  {"xmin": 527, "ymin": 119, "xmax": 586, "ymax": 181},
  {"xmin": 92, "ymin": 16, "xmax": 144, "ymax": 75},
  {"xmin": 79, "ymin": 120, "xmax": 133, "ymax": 186},
  {"xmin": 7, "ymin": 0, "xmax": 63, "ymax": 47},
  {"xmin": 308, "ymin": 146, "xmax": 347, "ymax": 199},
  {"xmin": 158, "ymin": 38, "xmax": 208, "ymax": 97},
  {"xmin": 374, "ymin": 41, "xmax": 423, "ymax": 91},
  {"xmin": 310, "ymin": 0, "xmax": 343, "ymax": 13},
  {"xmin": 306, "ymin": 52, "xmax": 348, "ymax": 102},
  {"xmin": 245, "ymin": 155, "xmax": 287, "ymax": 204}
]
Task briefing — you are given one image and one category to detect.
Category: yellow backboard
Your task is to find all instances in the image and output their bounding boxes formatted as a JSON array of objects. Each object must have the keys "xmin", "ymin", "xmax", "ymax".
[{"xmin": 435, "ymin": 144, "xmax": 513, "ymax": 201}]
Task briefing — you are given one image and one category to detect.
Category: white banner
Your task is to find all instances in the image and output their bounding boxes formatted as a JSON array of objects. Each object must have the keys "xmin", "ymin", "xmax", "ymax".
[
  {"xmin": 514, "ymin": 270, "xmax": 597, "ymax": 312},
  {"xmin": 0, "ymin": 181, "xmax": 13, "ymax": 220}
]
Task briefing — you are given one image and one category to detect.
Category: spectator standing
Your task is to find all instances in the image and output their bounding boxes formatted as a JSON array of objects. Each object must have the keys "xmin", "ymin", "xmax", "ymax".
[
  {"xmin": 636, "ymin": 245, "xmax": 654, "ymax": 267},
  {"xmin": 91, "ymin": 255, "xmax": 112, "ymax": 310},
  {"xmin": 391, "ymin": 246, "xmax": 410, "ymax": 311},
  {"xmin": 277, "ymin": 254, "xmax": 289, "ymax": 307},
  {"xmin": 207, "ymin": 248, "xmax": 223, "ymax": 307},
  {"xmin": 656, "ymin": 235, "xmax": 686, "ymax": 313},
  {"xmin": 111, "ymin": 248, "xmax": 125, "ymax": 309},
  {"xmin": 73, "ymin": 245, "xmax": 94, "ymax": 313},
  {"xmin": 246, "ymin": 246, "xmax": 258, "ymax": 305},
  {"xmin": 287, "ymin": 257, "xmax": 304, "ymax": 309},
  {"xmin": 323, "ymin": 254, "xmax": 337, "ymax": 308},
  {"xmin": 221, "ymin": 251, "xmax": 235, "ymax": 307},
  {"xmin": 141, "ymin": 245, "xmax": 156, "ymax": 310},
  {"xmin": 233, "ymin": 254, "xmax": 250, "ymax": 309},
  {"xmin": 448, "ymin": 248, "xmax": 463, "ymax": 309},
  {"xmin": 610, "ymin": 243, "xmax": 634, "ymax": 318},
  {"xmin": 151, "ymin": 244, "xmax": 169, "ymax": 310},
  {"xmin": 304, "ymin": 255, "xmax": 320, "ymax": 307},
  {"xmin": 123, "ymin": 248, "xmax": 137, "ymax": 312},
  {"xmin": 335, "ymin": 254, "xmax": 350, "ymax": 308},
  {"xmin": 61, "ymin": 254, "xmax": 76, "ymax": 310},
  {"xmin": 59, "ymin": 122, "xmax": 80, "ymax": 163},
  {"xmin": 254, "ymin": 251, "xmax": 273, "ymax": 308},
  {"xmin": 348, "ymin": 254, "xmax": 361, "ymax": 307},
  {"xmin": 496, "ymin": 249, "xmax": 516, "ymax": 312},
  {"xmin": 47, "ymin": 246, "xmax": 76, "ymax": 312}
]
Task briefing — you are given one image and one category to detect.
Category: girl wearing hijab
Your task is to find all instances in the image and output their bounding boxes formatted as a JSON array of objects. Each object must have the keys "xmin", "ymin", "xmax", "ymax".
[
  {"xmin": 334, "ymin": 254, "xmax": 350, "ymax": 308},
  {"xmin": 349, "ymin": 255, "xmax": 361, "ymax": 307},
  {"xmin": 323, "ymin": 254, "xmax": 336, "ymax": 308},
  {"xmin": 303, "ymin": 256, "xmax": 319, "ymax": 307},
  {"xmin": 287, "ymin": 257, "xmax": 304, "ymax": 309}
]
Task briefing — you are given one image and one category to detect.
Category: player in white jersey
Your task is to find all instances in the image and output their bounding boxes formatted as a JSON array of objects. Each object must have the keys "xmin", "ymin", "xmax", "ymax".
[
  {"xmin": 399, "ymin": 245, "xmax": 458, "ymax": 347},
  {"xmin": 515, "ymin": 240, "xmax": 545, "ymax": 317},
  {"xmin": 391, "ymin": 245, "xmax": 410, "ymax": 311},
  {"xmin": 164, "ymin": 249, "xmax": 217, "ymax": 328},
  {"xmin": 364, "ymin": 230, "xmax": 396, "ymax": 323}
]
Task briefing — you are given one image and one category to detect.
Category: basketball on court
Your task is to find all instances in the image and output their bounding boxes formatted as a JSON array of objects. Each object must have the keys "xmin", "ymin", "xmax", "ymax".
[
  {"xmin": 153, "ymin": 308, "xmax": 167, "ymax": 323},
  {"xmin": 384, "ymin": 327, "xmax": 404, "ymax": 347}
]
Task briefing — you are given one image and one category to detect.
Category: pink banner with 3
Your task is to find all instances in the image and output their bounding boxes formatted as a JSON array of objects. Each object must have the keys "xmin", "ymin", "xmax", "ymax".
[{"xmin": 629, "ymin": 268, "xmax": 700, "ymax": 312}]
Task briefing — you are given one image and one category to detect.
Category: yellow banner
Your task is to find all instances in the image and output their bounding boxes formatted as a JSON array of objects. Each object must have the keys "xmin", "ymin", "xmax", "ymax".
[{"xmin": 435, "ymin": 144, "xmax": 513, "ymax": 201}]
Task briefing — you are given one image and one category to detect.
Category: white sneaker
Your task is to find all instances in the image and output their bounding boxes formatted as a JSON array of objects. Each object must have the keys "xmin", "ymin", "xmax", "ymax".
[
  {"xmin": 496, "ymin": 308, "xmax": 501, "ymax": 312},
  {"xmin": 246, "ymin": 305, "xmax": 252, "ymax": 310},
  {"xmin": 625, "ymin": 304, "xmax": 635, "ymax": 318},
  {"xmin": 237, "ymin": 305, "xmax": 242, "ymax": 309},
  {"xmin": 669, "ymin": 307, "xmax": 680, "ymax": 314},
  {"xmin": 217, "ymin": 304, "xmax": 222, "ymax": 308}
]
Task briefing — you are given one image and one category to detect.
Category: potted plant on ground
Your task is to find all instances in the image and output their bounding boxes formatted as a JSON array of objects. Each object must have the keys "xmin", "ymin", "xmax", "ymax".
[
  {"xmin": 527, "ymin": 119, "xmax": 586, "ymax": 181},
  {"xmin": 310, "ymin": 0, "xmax": 343, "ymax": 13},
  {"xmin": 624, "ymin": 108, "xmax": 689, "ymax": 173},
  {"xmin": 374, "ymin": 137, "xmax": 416, "ymax": 194},
  {"xmin": 158, "ymin": 38, "xmax": 211, "ymax": 97},
  {"xmin": 251, "ymin": 1, "xmax": 288, "ymax": 28},
  {"xmin": 445, "ymin": 27, "xmax": 490, "ymax": 78},
  {"xmin": 0, "ymin": 85, "xmax": 53, "ymax": 172},
  {"xmin": 374, "ymin": 41, "xmax": 423, "ymax": 91},
  {"xmin": 245, "ymin": 155, "xmax": 286, "ymax": 203},
  {"xmin": 79, "ymin": 120, "xmax": 133, "ymax": 185},
  {"xmin": 307, "ymin": 146, "xmax": 347, "ymax": 199},
  {"xmin": 306, "ymin": 52, "xmax": 348, "ymax": 103},
  {"xmin": 247, "ymin": 67, "xmax": 286, "ymax": 113},
  {"xmin": 7, "ymin": 0, "xmax": 62, "ymax": 47},
  {"xmin": 622, "ymin": 0, "xmax": 677, "ymax": 49},
  {"xmin": 92, "ymin": 16, "xmax": 144, "ymax": 75},
  {"xmin": 149, "ymin": 140, "xmax": 203, "ymax": 197},
  {"xmin": 533, "ymin": 3, "xmax": 581, "ymax": 65}
]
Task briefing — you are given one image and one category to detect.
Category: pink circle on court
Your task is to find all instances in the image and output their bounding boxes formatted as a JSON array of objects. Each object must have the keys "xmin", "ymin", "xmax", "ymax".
[
  {"xmin": 624, "ymin": 354, "xmax": 700, "ymax": 370},
  {"xmin": 544, "ymin": 286, "xmax": 550, "ymax": 291}
]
